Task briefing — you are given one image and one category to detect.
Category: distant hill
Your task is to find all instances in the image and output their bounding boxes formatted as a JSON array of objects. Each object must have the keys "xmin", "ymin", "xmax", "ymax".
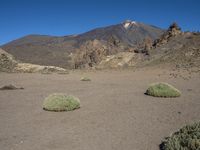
[{"xmin": 1, "ymin": 20, "xmax": 164, "ymax": 68}]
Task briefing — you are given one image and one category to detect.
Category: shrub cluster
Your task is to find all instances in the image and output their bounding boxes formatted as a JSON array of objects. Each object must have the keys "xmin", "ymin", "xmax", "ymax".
[{"xmin": 160, "ymin": 122, "xmax": 200, "ymax": 150}]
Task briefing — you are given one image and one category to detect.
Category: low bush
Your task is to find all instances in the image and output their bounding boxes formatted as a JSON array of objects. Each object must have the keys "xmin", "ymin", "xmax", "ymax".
[
  {"xmin": 80, "ymin": 77, "xmax": 91, "ymax": 81},
  {"xmin": 160, "ymin": 122, "xmax": 200, "ymax": 150},
  {"xmin": 145, "ymin": 82, "xmax": 181, "ymax": 97},
  {"xmin": 43, "ymin": 93, "xmax": 80, "ymax": 111}
]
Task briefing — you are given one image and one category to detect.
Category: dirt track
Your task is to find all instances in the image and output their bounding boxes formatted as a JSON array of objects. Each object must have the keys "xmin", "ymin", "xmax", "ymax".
[{"xmin": 0, "ymin": 69, "xmax": 200, "ymax": 150}]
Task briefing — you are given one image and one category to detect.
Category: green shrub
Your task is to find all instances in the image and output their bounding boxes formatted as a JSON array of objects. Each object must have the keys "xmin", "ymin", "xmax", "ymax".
[
  {"xmin": 146, "ymin": 82, "xmax": 181, "ymax": 97},
  {"xmin": 80, "ymin": 77, "xmax": 91, "ymax": 81},
  {"xmin": 43, "ymin": 93, "xmax": 80, "ymax": 111},
  {"xmin": 160, "ymin": 122, "xmax": 200, "ymax": 150}
]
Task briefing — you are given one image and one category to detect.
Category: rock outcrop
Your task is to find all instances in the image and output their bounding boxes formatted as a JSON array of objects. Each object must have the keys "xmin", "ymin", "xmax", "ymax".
[
  {"xmin": 145, "ymin": 30, "xmax": 200, "ymax": 69},
  {"xmin": 97, "ymin": 52, "xmax": 139, "ymax": 69},
  {"xmin": 134, "ymin": 36, "xmax": 153, "ymax": 55},
  {"xmin": 15, "ymin": 63, "xmax": 67, "ymax": 73},
  {"xmin": 0, "ymin": 48, "xmax": 67, "ymax": 73},
  {"xmin": 73, "ymin": 39, "xmax": 126, "ymax": 68},
  {"xmin": 0, "ymin": 48, "xmax": 17, "ymax": 72},
  {"xmin": 153, "ymin": 22, "xmax": 182, "ymax": 48}
]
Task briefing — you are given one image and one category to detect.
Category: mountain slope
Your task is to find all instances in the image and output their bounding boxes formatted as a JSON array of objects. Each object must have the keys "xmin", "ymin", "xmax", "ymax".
[
  {"xmin": 143, "ymin": 23, "xmax": 200, "ymax": 69},
  {"xmin": 95, "ymin": 23, "xmax": 200, "ymax": 70},
  {"xmin": 1, "ymin": 20, "xmax": 164, "ymax": 68},
  {"xmin": 148, "ymin": 32, "xmax": 200, "ymax": 68},
  {"xmin": 76, "ymin": 20, "xmax": 163, "ymax": 45}
]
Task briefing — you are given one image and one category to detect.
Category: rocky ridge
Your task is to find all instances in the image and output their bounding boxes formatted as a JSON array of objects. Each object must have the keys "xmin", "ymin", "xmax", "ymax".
[{"xmin": 0, "ymin": 48, "xmax": 67, "ymax": 73}]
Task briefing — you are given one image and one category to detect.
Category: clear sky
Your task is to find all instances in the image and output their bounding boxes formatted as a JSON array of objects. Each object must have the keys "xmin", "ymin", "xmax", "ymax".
[{"xmin": 0, "ymin": 0, "xmax": 200, "ymax": 45}]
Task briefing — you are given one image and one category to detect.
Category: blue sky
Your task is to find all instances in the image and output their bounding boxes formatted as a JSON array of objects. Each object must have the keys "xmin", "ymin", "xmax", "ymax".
[{"xmin": 0, "ymin": 0, "xmax": 200, "ymax": 45}]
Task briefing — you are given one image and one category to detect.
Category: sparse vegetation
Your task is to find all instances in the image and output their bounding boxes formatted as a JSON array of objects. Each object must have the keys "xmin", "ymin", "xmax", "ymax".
[
  {"xmin": 81, "ymin": 77, "xmax": 91, "ymax": 81},
  {"xmin": 41, "ymin": 71, "xmax": 52, "ymax": 74},
  {"xmin": 43, "ymin": 93, "xmax": 80, "ymax": 111},
  {"xmin": 57, "ymin": 71, "xmax": 69, "ymax": 74},
  {"xmin": 160, "ymin": 122, "xmax": 200, "ymax": 150},
  {"xmin": 146, "ymin": 82, "xmax": 181, "ymax": 97}
]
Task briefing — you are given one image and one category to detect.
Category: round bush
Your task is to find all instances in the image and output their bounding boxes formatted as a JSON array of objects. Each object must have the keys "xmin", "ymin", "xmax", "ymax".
[
  {"xmin": 43, "ymin": 93, "xmax": 80, "ymax": 111},
  {"xmin": 160, "ymin": 122, "xmax": 200, "ymax": 150},
  {"xmin": 146, "ymin": 82, "xmax": 181, "ymax": 97},
  {"xmin": 80, "ymin": 77, "xmax": 91, "ymax": 81}
]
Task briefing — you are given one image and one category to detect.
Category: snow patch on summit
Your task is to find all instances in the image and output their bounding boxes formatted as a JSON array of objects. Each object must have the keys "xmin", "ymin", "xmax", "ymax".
[
  {"xmin": 122, "ymin": 20, "xmax": 137, "ymax": 29},
  {"xmin": 124, "ymin": 22, "xmax": 131, "ymax": 29}
]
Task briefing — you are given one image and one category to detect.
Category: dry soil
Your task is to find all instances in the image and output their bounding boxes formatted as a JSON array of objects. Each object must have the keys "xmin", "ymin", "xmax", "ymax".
[{"xmin": 0, "ymin": 68, "xmax": 200, "ymax": 150}]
